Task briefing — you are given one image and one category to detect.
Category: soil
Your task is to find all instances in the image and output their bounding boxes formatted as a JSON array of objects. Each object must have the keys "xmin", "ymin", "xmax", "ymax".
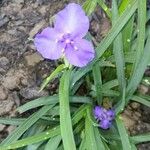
[{"xmin": 0, "ymin": 0, "xmax": 150, "ymax": 149}]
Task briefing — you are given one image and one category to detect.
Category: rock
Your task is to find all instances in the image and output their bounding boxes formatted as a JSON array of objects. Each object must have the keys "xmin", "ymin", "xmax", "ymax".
[
  {"xmin": 24, "ymin": 52, "xmax": 44, "ymax": 67},
  {"xmin": 0, "ymin": 68, "xmax": 6, "ymax": 74},
  {"xmin": 121, "ymin": 113, "xmax": 136, "ymax": 130},
  {"xmin": 20, "ymin": 87, "xmax": 48, "ymax": 99},
  {"xmin": 2, "ymin": 69, "xmax": 27, "ymax": 90},
  {"xmin": 130, "ymin": 102, "xmax": 140, "ymax": 110},
  {"xmin": 138, "ymin": 84, "xmax": 149, "ymax": 95},
  {"xmin": 0, "ymin": 57, "xmax": 9, "ymax": 69},
  {"xmin": 7, "ymin": 126, "xmax": 16, "ymax": 134},
  {"xmin": 0, "ymin": 86, "xmax": 8, "ymax": 100},
  {"xmin": 0, "ymin": 16, "xmax": 9, "ymax": 27},
  {"xmin": 29, "ymin": 20, "xmax": 46, "ymax": 38},
  {"xmin": 0, "ymin": 97, "xmax": 15, "ymax": 115},
  {"xmin": 11, "ymin": 92, "xmax": 20, "ymax": 107},
  {"xmin": 12, "ymin": 0, "xmax": 24, "ymax": 4},
  {"xmin": 0, "ymin": 124, "xmax": 5, "ymax": 132}
]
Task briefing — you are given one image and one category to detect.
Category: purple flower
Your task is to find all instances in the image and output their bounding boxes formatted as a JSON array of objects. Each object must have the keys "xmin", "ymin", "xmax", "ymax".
[
  {"xmin": 93, "ymin": 106, "xmax": 115, "ymax": 129},
  {"xmin": 34, "ymin": 3, "xmax": 95, "ymax": 67},
  {"xmin": 100, "ymin": 119, "xmax": 112, "ymax": 129},
  {"xmin": 93, "ymin": 106, "xmax": 104, "ymax": 120}
]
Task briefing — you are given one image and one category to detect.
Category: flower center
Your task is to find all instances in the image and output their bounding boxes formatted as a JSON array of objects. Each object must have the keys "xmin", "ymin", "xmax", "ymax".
[
  {"xmin": 65, "ymin": 39, "xmax": 71, "ymax": 44},
  {"xmin": 59, "ymin": 34, "xmax": 78, "ymax": 51}
]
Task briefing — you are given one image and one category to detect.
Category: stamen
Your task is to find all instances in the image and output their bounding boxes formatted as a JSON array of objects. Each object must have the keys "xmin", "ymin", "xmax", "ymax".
[
  {"xmin": 65, "ymin": 39, "xmax": 70, "ymax": 44},
  {"xmin": 74, "ymin": 46, "xmax": 78, "ymax": 50},
  {"xmin": 62, "ymin": 48, "xmax": 65, "ymax": 53}
]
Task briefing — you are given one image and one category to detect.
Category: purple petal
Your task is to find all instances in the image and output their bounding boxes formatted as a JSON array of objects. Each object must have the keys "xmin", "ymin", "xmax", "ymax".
[
  {"xmin": 65, "ymin": 38, "xmax": 95, "ymax": 67},
  {"xmin": 36, "ymin": 27, "xmax": 62, "ymax": 40},
  {"xmin": 106, "ymin": 109, "xmax": 115, "ymax": 120},
  {"xmin": 34, "ymin": 29, "xmax": 64, "ymax": 60},
  {"xmin": 100, "ymin": 120, "xmax": 112, "ymax": 129},
  {"xmin": 55, "ymin": 3, "xmax": 89, "ymax": 38},
  {"xmin": 93, "ymin": 106, "xmax": 103, "ymax": 120}
]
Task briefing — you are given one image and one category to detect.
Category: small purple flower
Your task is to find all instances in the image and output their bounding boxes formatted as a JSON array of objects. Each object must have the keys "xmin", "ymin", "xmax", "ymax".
[
  {"xmin": 34, "ymin": 3, "xmax": 95, "ymax": 67},
  {"xmin": 100, "ymin": 119, "xmax": 112, "ymax": 129},
  {"xmin": 93, "ymin": 106, "xmax": 104, "ymax": 120},
  {"xmin": 93, "ymin": 106, "xmax": 115, "ymax": 129}
]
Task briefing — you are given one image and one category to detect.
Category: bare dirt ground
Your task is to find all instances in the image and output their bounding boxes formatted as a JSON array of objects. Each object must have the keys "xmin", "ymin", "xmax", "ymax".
[{"xmin": 0, "ymin": 0, "xmax": 150, "ymax": 149}]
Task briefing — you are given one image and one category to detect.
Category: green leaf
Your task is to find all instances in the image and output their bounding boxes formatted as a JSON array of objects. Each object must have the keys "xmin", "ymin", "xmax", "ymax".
[
  {"xmin": 131, "ymin": 95, "xmax": 150, "ymax": 107},
  {"xmin": 40, "ymin": 64, "xmax": 65, "ymax": 91},
  {"xmin": 93, "ymin": 127, "xmax": 107, "ymax": 150},
  {"xmin": 1, "ymin": 105, "xmax": 54, "ymax": 145},
  {"xmin": 119, "ymin": 0, "xmax": 134, "ymax": 52},
  {"xmin": 122, "ymin": 16, "xmax": 134, "ymax": 52},
  {"xmin": 115, "ymin": 88, "xmax": 126, "ymax": 114},
  {"xmin": 92, "ymin": 63, "xmax": 102, "ymax": 105},
  {"xmin": 85, "ymin": 113, "xmax": 99, "ymax": 150},
  {"xmin": 97, "ymin": 0, "xmax": 111, "ymax": 18},
  {"xmin": 126, "ymin": 35, "xmax": 150, "ymax": 101},
  {"xmin": 0, "ymin": 126, "xmax": 60, "ymax": 150},
  {"xmin": 0, "ymin": 118, "xmax": 25, "ymax": 126},
  {"xmin": 17, "ymin": 96, "xmax": 92, "ymax": 113},
  {"xmin": 102, "ymin": 79, "xmax": 119, "ymax": 90},
  {"xmin": 45, "ymin": 135, "xmax": 61, "ymax": 150},
  {"xmin": 116, "ymin": 116, "xmax": 132, "ymax": 150},
  {"xmin": 133, "ymin": 0, "xmax": 146, "ymax": 70},
  {"xmin": 59, "ymin": 70, "xmax": 76, "ymax": 150},
  {"xmin": 17, "ymin": 96, "xmax": 57, "ymax": 113},
  {"xmin": 0, "ymin": 105, "xmax": 86, "ymax": 150},
  {"xmin": 83, "ymin": 0, "xmax": 97, "ymax": 16},
  {"xmin": 112, "ymin": 0, "xmax": 126, "ymax": 93},
  {"xmin": 96, "ymin": 0, "xmax": 137, "ymax": 59},
  {"xmin": 131, "ymin": 133, "xmax": 150, "ymax": 144}
]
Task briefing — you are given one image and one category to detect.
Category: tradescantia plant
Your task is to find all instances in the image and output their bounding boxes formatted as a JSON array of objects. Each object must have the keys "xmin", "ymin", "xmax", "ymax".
[{"xmin": 0, "ymin": 0, "xmax": 150, "ymax": 150}]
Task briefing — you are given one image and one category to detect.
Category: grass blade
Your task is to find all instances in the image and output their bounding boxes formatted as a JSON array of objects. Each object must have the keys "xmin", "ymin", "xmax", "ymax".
[
  {"xmin": 0, "ymin": 105, "xmax": 86, "ymax": 149},
  {"xmin": 45, "ymin": 135, "xmax": 61, "ymax": 150},
  {"xmin": 0, "ymin": 118, "xmax": 25, "ymax": 126},
  {"xmin": 112, "ymin": 0, "xmax": 126, "ymax": 93},
  {"xmin": 85, "ymin": 111, "xmax": 102, "ymax": 150},
  {"xmin": 126, "ymin": 35, "xmax": 150, "ymax": 101},
  {"xmin": 133, "ymin": 0, "xmax": 146, "ymax": 70},
  {"xmin": 97, "ymin": 0, "xmax": 111, "ymax": 18},
  {"xmin": 0, "ymin": 126, "xmax": 60, "ymax": 150},
  {"xmin": 1, "ymin": 105, "xmax": 54, "ymax": 145},
  {"xmin": 119, "ymin": 0, "xmax": 135, "ymax": 52},
  {"xmin": 59, "ymin": 70, "xmax": 76, "ymax": 150},
  {"xmin": 40, "ymin": 64, "xmax": 65, "ymax": 91},
  {"xmin": 17, "ymin": 96, "xmax": 92, "ymax": 113},
  {"xmin": 92, "ymin": 63, "xmax": 102, "ymax": 105},
  {"xmin": 16, "ymin": 96, "xmax": 57, "ymax": 113},
  {"xmin": 96, "ymin": 0, "xmax": 137, "ymax": 59},
  {"xmin": 83, "ymin": 0, "xmax": 97, "ymax": 16},
  {"xmin": 131, "ymin": 133, "xmax": 150, "ymax": 144},
  {"xmin": 131, "ymin": 95, "xmax": 150, "ymax": 107},
  {"xmin": 116, "ymin": 116, "xmax": 132, "ymax": 150}
]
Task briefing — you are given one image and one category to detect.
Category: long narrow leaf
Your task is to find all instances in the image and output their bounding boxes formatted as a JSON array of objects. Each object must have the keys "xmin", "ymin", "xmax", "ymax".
[
  {"xmin": 112, "ymin": 0, "xmax": 126, "ymax": 93},
  {"xmin": 131, "ymin": 95, "xmax": 150, "ymax": 107},
  {"xmin": 116, "ymin": 117, "xmax": 132, "ymax": 150},
  {"xmin": 45, "ymin": 135, "xmax": 61, "ymax": 150},
  {"xmin": 133, "ymin": 0, "xmax": 146, "ymax": 70},
  {"xmin": 1, "ymin": 105, "xmax": 54, "ymax": 145},
  {"xmin": 126, "ymin": 35, "xmax": 150, "ymax": 101},
  {"xmin": 17, "ymin": 96, "xmax": 92, "ymax": 113},
  {"xmin": 92, "ymin": 63, "xmax": 102, "ymax": 105},
  {"xmin": 59, "ymin": 70, "xmax": 76, "ymax": 150},
  {"xmin": 131, "ymin": 133, "xmax": 150, "ymax": 144}
]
